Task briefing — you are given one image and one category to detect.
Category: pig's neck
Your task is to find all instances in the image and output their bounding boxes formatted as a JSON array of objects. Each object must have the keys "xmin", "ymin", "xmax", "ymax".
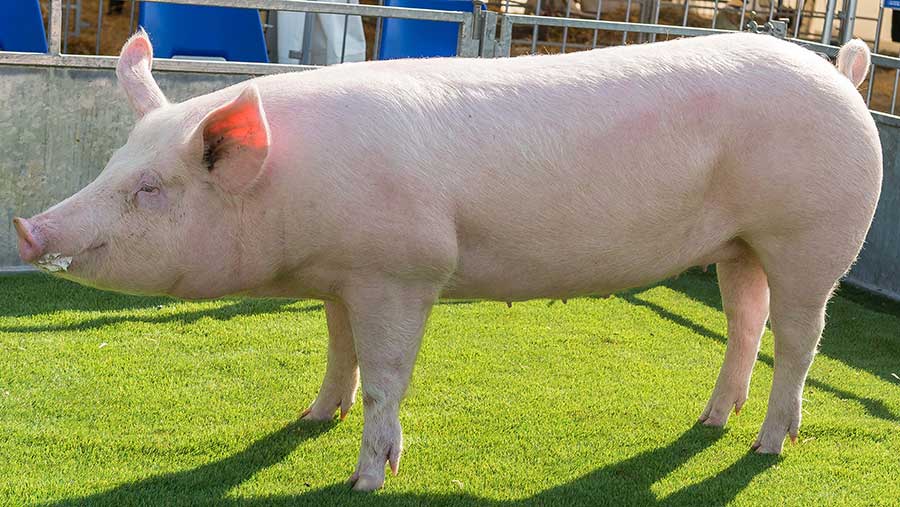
[{"xmin": 223, "ymin": 163, "xmax": 334, "ymax": 300}]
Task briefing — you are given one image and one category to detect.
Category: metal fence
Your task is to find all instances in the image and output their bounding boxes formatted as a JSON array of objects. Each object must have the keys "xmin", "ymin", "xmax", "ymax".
[{"xmin": 7, "ymin": 0, "xmax": 900, "ymax": 113}]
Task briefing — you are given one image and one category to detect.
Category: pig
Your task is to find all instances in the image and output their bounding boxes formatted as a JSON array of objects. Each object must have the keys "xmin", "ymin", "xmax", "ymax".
[{"xmin": 13, "ymin": 30, "xmax": 881, "ymax": 491}]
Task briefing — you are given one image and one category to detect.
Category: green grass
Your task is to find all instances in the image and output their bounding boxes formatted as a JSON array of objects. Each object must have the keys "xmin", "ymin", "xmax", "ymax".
[{"xmin": 1, "ymin": 270, "xmax": 899, "ymax": 506}]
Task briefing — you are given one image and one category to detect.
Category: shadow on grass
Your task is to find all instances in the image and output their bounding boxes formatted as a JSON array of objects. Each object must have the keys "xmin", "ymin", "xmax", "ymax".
[
  {"xmin": 0, "ymin": 274, "xmax": 482, "ymax": 334},
  {"xmin": 0, "ymin": 299, "xmax": 324, "ymax": 334},
  {"xmin": 621, "ymin": 293, "xmax": 900, "ymax": 424},
  {"xmin": 45, "ymin": 418, "xmax": 336, "ymax": 507},
  {"xmin": 672, "ymin": 271, "xmax": 900, "ymax": 384},
  {"xmin": 46, "ymin": 422, "xmax": 777, "ymax": 507},
  {"xmin": 661, "ymin": 270, "xmax": 900, "ymax": 385},
  {"xmin": 0, "ymin": 273, "xmax": 171, "ymax": 317}
]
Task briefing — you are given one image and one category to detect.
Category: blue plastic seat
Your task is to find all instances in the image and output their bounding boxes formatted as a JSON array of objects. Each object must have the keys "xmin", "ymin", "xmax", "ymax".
[
  {"xmin": 378, "ymin": 0, "xmax": 476, "ymax": 59},
  {"xmin": 138, "ymin": 2, "xmax": 268, "ymax": 62},
  {"xmin": 0, "ymin": 0, "xmax": 49, "ymax": 53}
]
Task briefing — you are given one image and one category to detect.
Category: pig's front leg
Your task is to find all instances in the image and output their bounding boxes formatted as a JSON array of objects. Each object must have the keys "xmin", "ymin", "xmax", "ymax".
[
  {"xmin": 342, "ymin": 279, "xmax": 438, "ymax": 491},
  {"xmin": 302, "ymin": 301, "xmax": 360, "ymax": 421}
]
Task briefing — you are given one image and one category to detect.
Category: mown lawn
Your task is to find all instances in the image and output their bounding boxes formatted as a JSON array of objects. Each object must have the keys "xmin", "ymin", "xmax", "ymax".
[{"xmin": 1, "ymin": 270, "xmax": 898, "ymax": 506}]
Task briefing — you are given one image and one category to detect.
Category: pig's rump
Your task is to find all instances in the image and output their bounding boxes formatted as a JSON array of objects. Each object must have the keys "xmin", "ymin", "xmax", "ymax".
[{"xmin": 245, "ymin": 32, "xmax": 881, "ymax": 301}]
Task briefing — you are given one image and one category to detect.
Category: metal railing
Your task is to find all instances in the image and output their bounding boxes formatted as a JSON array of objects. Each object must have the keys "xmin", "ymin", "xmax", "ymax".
[
  {"xmin": 2, "ymin": 0, "xmax": 480, "ymax": 74},
  {"xmin": 4, "ymin": 0, "xmax": 900, "ymax": 114}
]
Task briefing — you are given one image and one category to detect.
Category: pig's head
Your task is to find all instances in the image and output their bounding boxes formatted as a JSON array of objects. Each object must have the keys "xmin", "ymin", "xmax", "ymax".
[{"xmin": 13, "ymin": 30, "xmax": 272, "ymax": 298}]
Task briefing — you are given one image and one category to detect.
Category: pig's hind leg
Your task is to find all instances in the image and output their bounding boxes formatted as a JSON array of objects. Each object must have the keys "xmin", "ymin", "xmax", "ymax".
[
  {"xmin": 342, "ymin": 277, "xmax": 440, "ymax": 491},
  {"xmin": 749, "ymin": 226, "xmax": 864, "ymax": 454},
  {"xmin": 699, "ymin": 250, "xmax": 769, "ymax": 427},
  {"xmin": 302, "ymin": 301, "xmax": 360, "ymax": 421}
]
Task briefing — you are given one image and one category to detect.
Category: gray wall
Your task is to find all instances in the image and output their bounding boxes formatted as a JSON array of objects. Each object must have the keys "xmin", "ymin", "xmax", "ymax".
[
  {"xmin": 0, "ymin": 65, "xmax": 253, "ymax": 270},
  {"xmin": 846, "ymin": 113, "xmax": 900, "ymax": 300},
  {"xmin": 1, "ymin": 63, "xmax": 898, "ymax": 300}
]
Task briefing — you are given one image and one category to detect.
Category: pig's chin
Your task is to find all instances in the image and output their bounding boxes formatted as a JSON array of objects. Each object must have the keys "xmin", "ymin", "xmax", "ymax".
[{"xmin": 44, "ymin": 243, "xmax": 121, "ymax": 289}]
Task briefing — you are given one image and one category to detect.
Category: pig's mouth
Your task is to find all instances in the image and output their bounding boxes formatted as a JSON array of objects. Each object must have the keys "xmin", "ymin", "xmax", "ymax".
[
  {"xmin": 34, "ymin": 242, "xmax": 106, "ymax": 274},
  {"xmin": 34, "ymin": 253, "xmax": 73, "ymax": 273}
]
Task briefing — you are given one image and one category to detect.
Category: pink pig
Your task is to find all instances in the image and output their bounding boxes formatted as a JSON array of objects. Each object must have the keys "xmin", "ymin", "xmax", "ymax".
[{"xmin": 13, "ymin": 30, "xmax": 881, "ymax": 490}]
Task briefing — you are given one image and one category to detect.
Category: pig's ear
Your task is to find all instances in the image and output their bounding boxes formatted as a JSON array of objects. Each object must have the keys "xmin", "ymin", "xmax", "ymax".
[
  {"xmin": 117, "ymin": 29, "xmax": 168, "ymax": 118},
  {"xmin": 195, "ymin": 85, "xmax": 270, "ymax": 193}
]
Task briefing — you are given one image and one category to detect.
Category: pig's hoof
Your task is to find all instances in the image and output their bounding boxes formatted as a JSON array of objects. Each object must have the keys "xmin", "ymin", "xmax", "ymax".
[
  {"xmin": 751, "ymin": 422, "xmax": 795, "ymax": 454},
  {"xmin": 750, "ymin": 439, "xmax": 784, "ymax": 454},
  {"xmin": 301, "ymin": 392, "xmax": 356, "ymax": 421},
  {"xmin": 349, "ymin": 472, "xmax": 385, "ymax": 492},
  {"xmin": 300, "ymin": 400, "xmax": 350, "ymax": 422},
  {"xmin": 698, "ymin": 390, "xmax": 746, "ymax": 427},
  {"xmin": 751, "ymin": 400, "xmax": 801, "ymax": 454},
  {"xmin": 300, "ymin": 406, "xmax": 336, "ymax": 421}
]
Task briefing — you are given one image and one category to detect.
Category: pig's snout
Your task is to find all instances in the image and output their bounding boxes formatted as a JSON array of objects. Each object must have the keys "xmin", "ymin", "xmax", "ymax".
[{"xmin": 13, "ymin": 217, "xmax": 45, "ymax": 263}]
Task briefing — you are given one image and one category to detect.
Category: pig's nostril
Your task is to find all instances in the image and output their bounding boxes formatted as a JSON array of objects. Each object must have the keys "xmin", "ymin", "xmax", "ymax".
[{"xmin": 13, "ymin": 217, "xmax": 44, "ymax": 263}]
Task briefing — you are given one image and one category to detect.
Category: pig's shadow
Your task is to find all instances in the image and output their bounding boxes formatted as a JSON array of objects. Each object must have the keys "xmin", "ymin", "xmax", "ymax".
[
  {"xmin": 0, "ymin": 298, "xmax": 324, "ymax": 333},
  {"xmin": 45, "ymin": 421, "xmax": 778, "ymax": 507},
  {"xmin": 0, "ymin": 273, "xmax": 171, "ymax": 317},
  {"xmin": 0, "ymin": 272, "xmax": 325, "ymax": 333},
  {"xmin": 632, "ymin": 269, "xmax": 900, "ymax": 423}
]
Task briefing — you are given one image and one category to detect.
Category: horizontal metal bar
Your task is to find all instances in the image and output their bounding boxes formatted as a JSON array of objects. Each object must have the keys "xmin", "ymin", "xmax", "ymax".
[
  {"xmin": 791, "ymin": 39, "xmax": 900, "ymax": 70},
  {"xmin": 509, "ymin": 38, "xmax": 601, "ymax": 50},
  {"xmin": 0, "ymin": 52, "xmax": 317, "ymax": 75},
  {"xmin": 0, "ymin": 266, "xmax": 38, "ymax": 275},
  {"xmin": 503, "ymin": 13, "xmax": 732, "ymax": 36},
  {"xmin": 141, "ymin": 0, "xmax": 470, "ymax": 22}
]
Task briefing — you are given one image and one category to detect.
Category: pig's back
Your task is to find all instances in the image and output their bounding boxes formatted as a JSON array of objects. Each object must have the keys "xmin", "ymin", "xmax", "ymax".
[{"xmin": 248, "ymin": 33, "xmax": 877, "ymax": 299}]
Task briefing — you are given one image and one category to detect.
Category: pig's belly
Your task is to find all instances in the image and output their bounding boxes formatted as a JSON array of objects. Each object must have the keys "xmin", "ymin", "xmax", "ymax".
[{"xmin": 441, "ymin": 214, "xmax": 743, "ymax": 301}]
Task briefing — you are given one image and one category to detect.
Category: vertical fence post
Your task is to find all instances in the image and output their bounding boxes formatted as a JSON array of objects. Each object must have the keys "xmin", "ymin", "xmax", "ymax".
[
  {"xmin": 301, "ymin": 12, "xmax": 314, "ymax": 64},
  {"xmin": 591, "ymin": 0, "xmax": 602, "ymax": 48},
  {"xmin": 821, "ymin": 0, "xmax": 837, "ymax": 44},
  {"xmin": 265, "ymin": 10, "xmax": 279, "ymax": 62},
  {"xmin": 373, "ymin": 0, "xmax": 383, "ymax": 60},
  {"xmin": 456, "ymin": 5, "xmax": 480, "ymax": 57},
  {"xmin": 497, "ymin": 14, "xmax": 512, "ymax": 56},
  {"xmin": 561, "ymin": 0, "xmax": 572, "ymax": 52},
  {"xmin": 793, "ymin": 0, "xmax": 805, "ymax": 38},
  {"xmin": 479, "ymin": 10, "xmax": 498, "ymax": 56},
  {"xmin": 531, "ymin": 0, "xmax": 542, "ymax": 53},
  {"xmin": 865, "ymin": 6, "xmax": 884, "ymax": 106},
  {"xmin": 839, "ymin": 0, "xmax": 857, "ymax": 43},
  {"xmin": 96, "ymin": 0, "xmax": 105, "ymax": 55},
  {"xmin": 62, "ymin": 0, "xmax": 70, "ymax": 52},
  {"xmin": 49, "ymin": 0, "xmax": 63, "ymax": 55},
  {"xmin": 129, "ymin": 0, "xmax": 137, "ymax": 34}
]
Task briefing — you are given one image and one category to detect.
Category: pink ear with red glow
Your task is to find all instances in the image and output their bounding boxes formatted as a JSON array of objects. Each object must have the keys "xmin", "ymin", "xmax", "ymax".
[
  {"xmin": 116, "ymin": 28, "xmax": 168, "ymax": 118},
  {"xmin": 199, "ymin": 85, "xmax": 271, "ymax": 193}
]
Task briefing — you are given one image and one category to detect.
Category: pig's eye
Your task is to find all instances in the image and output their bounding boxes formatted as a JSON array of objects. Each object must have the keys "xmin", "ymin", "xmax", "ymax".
[{"xmin": 138, "ymin": 184, "xmax": 158, "ymax": 194}]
